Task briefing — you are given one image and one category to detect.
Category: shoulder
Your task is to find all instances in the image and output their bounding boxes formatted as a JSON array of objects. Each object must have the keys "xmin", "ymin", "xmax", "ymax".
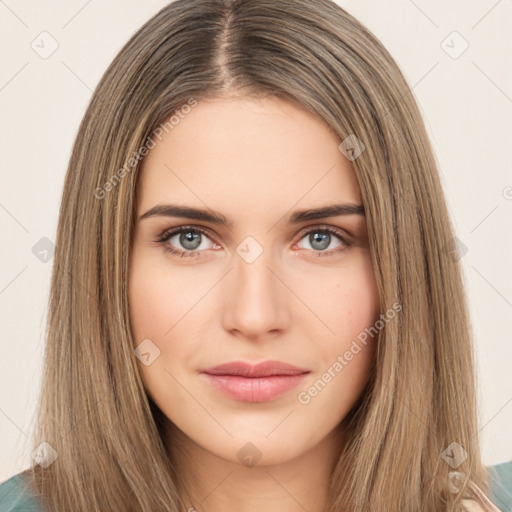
[
  {"xmin": 0, "ymin": 471, "xmax": 44, "ymax": 511},
  {"xmin": 487, "ymin": 460, "xmax": 512, "ymax": 512}
]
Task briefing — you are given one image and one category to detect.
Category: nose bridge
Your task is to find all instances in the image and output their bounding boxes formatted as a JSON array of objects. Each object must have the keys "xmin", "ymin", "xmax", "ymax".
[
  {"xmin": 221, "ymin": 236, "xmax": 288, "ymax": 337},
  {"xmin": 234, "ymin": 236, "xmax": 279, "ymax": 301}
]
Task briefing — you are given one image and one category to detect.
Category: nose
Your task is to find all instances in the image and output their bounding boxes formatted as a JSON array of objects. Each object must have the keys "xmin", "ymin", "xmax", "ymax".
[{"xmin": 220, "ymin": 245, "xmax": 290, "ymax": 341}]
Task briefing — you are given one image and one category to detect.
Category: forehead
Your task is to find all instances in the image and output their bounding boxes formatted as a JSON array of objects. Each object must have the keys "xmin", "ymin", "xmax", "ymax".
[{"xmin": 137, "ymin": 97, "xmax": 362, "ymax": 217}]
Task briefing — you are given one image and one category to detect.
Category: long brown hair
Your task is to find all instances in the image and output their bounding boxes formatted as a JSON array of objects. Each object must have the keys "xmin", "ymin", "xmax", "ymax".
[{"xmin": 25, "ymin": 0, "xmax": 497, "ymax": 510}]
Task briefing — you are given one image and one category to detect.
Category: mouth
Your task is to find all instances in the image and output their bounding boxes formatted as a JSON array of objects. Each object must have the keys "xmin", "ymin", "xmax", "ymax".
[{"xmin": 201, "ymin": 360, "xmax": 310, "ymax": 403}]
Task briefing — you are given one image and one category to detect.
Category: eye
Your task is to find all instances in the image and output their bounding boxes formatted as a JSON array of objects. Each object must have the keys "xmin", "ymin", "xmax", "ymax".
[
  {"xmin": 155, "ymin": 225, "xmax": 352, "ymax": 259},
  {"xmin": 155, "ymin": 226, "xmax": 219, "ymax": 258},
  {"xmin": 294, "ymin": 226, "xmax": 352, "ymax": 257}
]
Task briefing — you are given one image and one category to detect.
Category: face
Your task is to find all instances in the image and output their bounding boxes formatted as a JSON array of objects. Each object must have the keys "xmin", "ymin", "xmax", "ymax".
[{"xmin": 128, "ymin": 96, "xmax": 380, "ymax": 467}]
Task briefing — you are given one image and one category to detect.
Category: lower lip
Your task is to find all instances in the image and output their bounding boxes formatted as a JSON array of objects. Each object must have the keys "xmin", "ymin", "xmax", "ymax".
[{"xmin": 202, "ymin": 373, "xmax": 309, "ymax": 402}]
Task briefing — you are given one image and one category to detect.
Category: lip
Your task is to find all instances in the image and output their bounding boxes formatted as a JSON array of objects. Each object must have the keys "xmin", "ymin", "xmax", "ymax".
[
  {"xmin": 201, "ymin": 360, "xmax": 310, "ymax": 403},
  {"xmin": 202, "ymin": 360, "xmax": 310, "ymax": 377}
]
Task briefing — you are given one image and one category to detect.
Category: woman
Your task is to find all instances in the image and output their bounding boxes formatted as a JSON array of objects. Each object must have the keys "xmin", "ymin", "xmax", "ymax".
[{"xmin": 1, "ymin": 0, "xmax": 510, "ymax": 510}]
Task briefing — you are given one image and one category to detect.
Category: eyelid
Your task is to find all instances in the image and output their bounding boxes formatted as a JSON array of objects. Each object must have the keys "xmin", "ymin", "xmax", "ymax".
[
  {"xmin": 156, "ymin": 224, "xmax": 218, "ymax": 245},
  {"xmin": 294, "ymin": 223, "xmax": 351, "ymax": 240}
]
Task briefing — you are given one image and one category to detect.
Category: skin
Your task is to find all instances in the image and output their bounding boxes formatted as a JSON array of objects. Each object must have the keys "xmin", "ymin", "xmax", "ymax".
[{"xmin": 128, "ymin": 96, "xmax": 380, "ymax": 512}]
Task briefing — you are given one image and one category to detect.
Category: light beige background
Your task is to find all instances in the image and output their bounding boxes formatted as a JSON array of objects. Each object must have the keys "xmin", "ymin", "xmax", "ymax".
[{"xmin": 1, "ymin": 0, "xmax": 511, "ymax": 481}]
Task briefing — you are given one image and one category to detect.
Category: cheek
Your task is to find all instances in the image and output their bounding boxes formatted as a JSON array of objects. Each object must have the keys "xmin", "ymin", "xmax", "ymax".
[
  {"xmin": 295, "ymin": 253, "xmax": 379, "ymax": 390},
  {"xmin": 333, "ymin": 257, "xmax": 380, "ymax": 385},
  {"xmin": 335, "ymin": 264, "xmax": 380, "ymax": 344},
  {"xmin": 128, "ymin": 255, "xmax": 191, "ymax": 403},
  {"xmin": 296, "ymin": 253, "xmax": 379, "ymax": 349},
  {"xmin": 129, "ymin": 267, "xmax": 172, "ymax": 344},
  {"xmin": 344, "ymin": 251, "xmax": 379, "ymax": 325},
  {"xmin": 294, "ymin": 260, "xmax": 379, "ymax": 416},
  {"xmin": 128, "ymin": 252, "xmax": 215, "ymax": 393},
  {"xmin": 128, "ymin": 253, "xmax": 206, "ymax": 344}
]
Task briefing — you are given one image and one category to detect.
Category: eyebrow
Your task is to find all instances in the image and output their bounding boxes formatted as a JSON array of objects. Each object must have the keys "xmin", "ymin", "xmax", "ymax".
[{"xmin": 138, "ymin": 202, "xmax": 365, "ymax": 226}]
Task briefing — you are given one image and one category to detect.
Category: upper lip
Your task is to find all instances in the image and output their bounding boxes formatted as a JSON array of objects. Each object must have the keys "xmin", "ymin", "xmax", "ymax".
[{"xmin": 202, "ymin": 360, "xmax": 310, "ymax": 378}]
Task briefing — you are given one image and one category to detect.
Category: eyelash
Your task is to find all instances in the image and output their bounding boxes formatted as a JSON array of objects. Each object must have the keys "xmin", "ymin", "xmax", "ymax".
[{"xmin": 155, "ymin": 225, "xmax": 352, "ymax": 259}]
